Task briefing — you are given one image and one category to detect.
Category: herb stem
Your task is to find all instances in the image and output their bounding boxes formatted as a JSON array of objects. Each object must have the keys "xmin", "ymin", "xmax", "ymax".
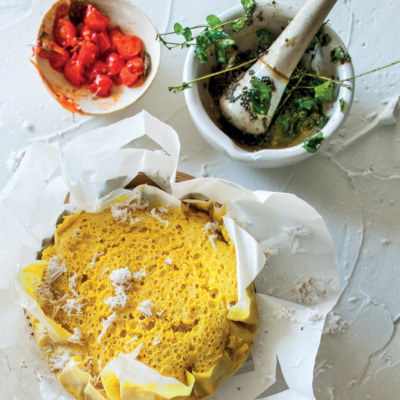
[
  {"xmin": 303, "ymin": 72, "xmax": 351, "ymax": 89},
  {"xmin": 169, "ymin": 57, "xmax": 257, "ymax": 93},
  {"xmin": 341, "ymin": 59, "xmax": 400, "ymax": 82}
]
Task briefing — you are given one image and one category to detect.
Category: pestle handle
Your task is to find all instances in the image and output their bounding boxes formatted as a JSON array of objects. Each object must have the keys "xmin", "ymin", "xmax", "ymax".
[{"xmin": 263, "ymin": 0, "xmax": 337, "ymax": 78}]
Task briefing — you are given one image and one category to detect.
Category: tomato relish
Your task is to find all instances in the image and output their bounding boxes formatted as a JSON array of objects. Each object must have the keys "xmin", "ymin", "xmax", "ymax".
[{"xmin": 35, "ymin": 2, "xmax": 148, "ymax": 98}]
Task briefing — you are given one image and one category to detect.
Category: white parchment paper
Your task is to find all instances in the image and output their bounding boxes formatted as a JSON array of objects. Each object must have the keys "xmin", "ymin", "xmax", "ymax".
[{"xmin": 0, "ymin": 111, "xmax": 340, "ymax": 400}]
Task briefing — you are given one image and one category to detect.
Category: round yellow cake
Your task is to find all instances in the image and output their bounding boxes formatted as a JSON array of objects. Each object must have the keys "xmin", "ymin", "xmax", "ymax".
[{"xmin": 20, "ymin": 195, "xmax": 258, "ymax": 400}]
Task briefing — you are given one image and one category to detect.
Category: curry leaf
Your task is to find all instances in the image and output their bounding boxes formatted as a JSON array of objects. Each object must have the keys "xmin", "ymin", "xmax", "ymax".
[
  {"xmin": 314, "ymin": 80, "xmax": 333, "ymax": 102},
  {"xmin": 257, "ymin": 29, "xmax": 276, "ymax": 51},
  {"xmin": 174, "ymin": 23, "xmax": 183, "ymax": 34},
  {"xmin": 331, "ymin": 46, "xmax": 351, "ymax": 64},
  {"xmin": 248, "ymin": 77, "xmax": 273, "ymax": 115},
  {"xmin": 206, "ymin": 14, "xmax": 221, "ymax": 27},
  {"xmin": 303, "ymin": 132, "xmax": 324, "ymax": 153}
]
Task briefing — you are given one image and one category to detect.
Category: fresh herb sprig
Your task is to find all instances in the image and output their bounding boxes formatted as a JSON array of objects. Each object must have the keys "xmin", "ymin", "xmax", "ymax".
[{"xmin": 157, "ymin": 0, "xmax": 256, "ymax": 65}]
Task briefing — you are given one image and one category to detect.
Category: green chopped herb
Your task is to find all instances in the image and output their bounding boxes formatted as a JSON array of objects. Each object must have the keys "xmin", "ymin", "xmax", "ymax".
[
  {"xmin": 331, "ymin": 46, "xmax": 351, "ymax": 64},
  {"xmin": 303, "ymin": 132, "xmax": 324, "ymax": 153},
  {"xmin": 318, "ymin": 31, "xmax": 331, "ymax": 47},
  {"xmin": 249, "ymin": 77, "xmax": 273, "ymax": 115},
  {"xmin": 256, "ymin": 29, "xmax": 276, "ymax": 52},
  {"xmin": 340, "ymin": 98, "xmax": 345, "ymax": 111},
  {"xmin": 314, "ymin": 80, "xmax": 333, "ymax": 102}
]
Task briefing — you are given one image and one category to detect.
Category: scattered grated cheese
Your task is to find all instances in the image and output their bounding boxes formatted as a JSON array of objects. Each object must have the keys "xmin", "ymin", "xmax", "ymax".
[
  {"xmin": 69, "ymin": 328, "xmax": 82, "ymax": 344},
  {"xmin": 126, "ymin": 335, "xmax": 138, "ymax": 344},
  {"xmin": 46, "ymin": 255, "xmax": 67, "ymax": 283},
  {"xmin": 148, "ymin": 208, "xmax": 169, "ymax": 227},
  {"xmin": 165, "ymin": 257, "xmax": 173, "ymax": 265},
  {"xmin": 89, "ymin": 251, "xmax": 104, "ymax": 269},
  {"xmin": 111, "ymin": 203, "xmax": 129, "ymax": 223},
  {"xmin": 209, "ymin": 234, "xmax": 217, "ymax": 250},
  {"xmin": 132, "ymin": 268, "xmax": 146, "ymax": 281},
  {"xmin": 130, "ymin": 216, "xmax": 144, "ymax": 226},
  {"xmin": 98, "ymin": 312, "xmax": 117, "ymax": 344},
  {"xmin": 203, "ymin": 221, "xmax": 220, "ymax": 233},
  {"xmin": 109, "ymin": 267, "xmax": 132, "ymax": 287},
  {"xmin": 49, "ymin": 349, "xmax": 73, "ymax": 371},
  {"xmin": 69, "ymin": 274, "xmax": 78, "ymax": 289},
  {"xmin": 104, "ymin": 291, "xmax": 129, "ymax": 309},
  {"xmin": 63, "ymin": 298, "xmax": 84, "ymax": 316},
  {"xmin": 137, "ymin": 300, "xmax": 154, "ymax": 317},
  {"xmin": 152, "ymin": 334, "xmax": 161, "ymax": 346}
]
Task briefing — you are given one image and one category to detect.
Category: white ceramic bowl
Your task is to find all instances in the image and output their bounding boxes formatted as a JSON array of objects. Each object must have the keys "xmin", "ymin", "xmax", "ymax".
[
  {"xmin": 183, "ymin": 3, "xmax": 354, "ymax": 168},
  {"xmin": 35, "ymin": 0, "xmax": 160, "ymax": 115}
]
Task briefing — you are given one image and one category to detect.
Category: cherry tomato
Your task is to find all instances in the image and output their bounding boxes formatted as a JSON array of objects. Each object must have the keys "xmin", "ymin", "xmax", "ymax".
[
  {"xmin": 106, "ymin": 52, "xmax": 125, "ymax": 75},
  {"xmin": 64, "ymin": 58, "xmax": 85, "ymax": 87},
  {"xmin": 108, "ymin": 26, "xmax": 123, "ymax": 52},
  {"xmin": 78, "ymin": 39, "xmax": 98, "ymax": 67},
  {"xmin": 117, "ymin": 35, "xmax": 142, "ymax": 59},
  {"xmin": 53, "ymin": 18, "xmax": 77, "ymax": 48},
  {"xmin": 84, "ymin": 5, "xmax": 110, "ymax": 32},
  {"xmin": 80, "ymin": 25, "xmax": 96, "ymax": 41},
  {"xmin": 50, "ymin": 48, "xmax": 70, "ymax": 72},
  {"xmin": 119, "ymin": 57, "xmax": 144, "ymax": 86},
  {"xmin": 126, "ymin": 57, "xmax": 144, "ymax": 74},
  {"xmin": 86, "ymin": 60, "xmax": 108, "ymax": 82},
  {"xmin": 88, "ymin": 74, "xmax": 113, "ymax": 97},
  {"xmin": 96, "ymin": 31, "xmax": 111, "ymax": 55}
]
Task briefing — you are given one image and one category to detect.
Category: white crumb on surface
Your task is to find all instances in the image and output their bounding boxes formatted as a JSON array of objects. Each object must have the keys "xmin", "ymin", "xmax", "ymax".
[
  {"xmin": 89, "ymin": 251, "xmax": 103, "ymax": 269},
  {"xmin": 63, "ymin": 298, "xmax": 84, "ymax": 316},
  {"xmin": 274, "ymin": 306, "xmax": 295, "ymax": 322},
  {"xmin": 291, "ymin": 276, "xmax": 332, "ymax": 305},
  {"xmin": 282, "ymin": 225, "xmax": 313, "ymax": 253}
]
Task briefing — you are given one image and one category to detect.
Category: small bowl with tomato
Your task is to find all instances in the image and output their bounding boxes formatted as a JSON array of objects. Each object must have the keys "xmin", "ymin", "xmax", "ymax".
[{"xmin": 34, "ymin": 0, "xmax": 161, "ymax": 115}]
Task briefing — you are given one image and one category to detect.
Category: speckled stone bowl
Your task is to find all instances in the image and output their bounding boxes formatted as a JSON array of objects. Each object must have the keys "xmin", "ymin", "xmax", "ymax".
[
  {"xmin": 183, "ymin": 2, "xmax": 354, "ymax": 168},
  {"xmin": 35, "ymin": 0, "xmax": 160, "ymax": 115}
]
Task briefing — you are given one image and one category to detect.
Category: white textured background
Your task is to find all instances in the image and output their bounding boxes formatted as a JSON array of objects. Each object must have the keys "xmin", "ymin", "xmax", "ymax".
[{"xmin": 1, "ymin": 1, "xmax": 399, "ymax": 399}]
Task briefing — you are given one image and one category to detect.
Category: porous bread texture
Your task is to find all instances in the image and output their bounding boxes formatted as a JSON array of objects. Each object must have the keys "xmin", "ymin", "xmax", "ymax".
[{"xmin": 21, "ymin": 196, "xmax": 258, "ymax": 400}]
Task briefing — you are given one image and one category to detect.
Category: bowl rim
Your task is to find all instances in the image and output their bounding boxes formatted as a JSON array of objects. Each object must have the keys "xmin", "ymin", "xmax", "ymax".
[
  {"xmin": 183, "ymin": 3, "xmax": 355, "ymax": 167},
  {"xmin": 35, "ymin": 0, "xmax": 161, "ymax": 116}
]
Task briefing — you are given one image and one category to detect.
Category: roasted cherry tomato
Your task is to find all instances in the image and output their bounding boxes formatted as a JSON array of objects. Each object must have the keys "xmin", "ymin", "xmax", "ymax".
[
  {"xmin": 80, "ymin": 25, "xmax": 96, "ymax": 41},
  {"xmin": 88, "ymin": 74, "xmax": 113, "ymax": 97},
  {"xmin": 64, "ymin": 58, "xmax": 85, "ymax": 87},
  {"xmin": 86, "ymin": 60, "xmax": 108, "ymax": 82},
  {"xmin": 96, "ymin": 31, "xmax": 111, "ymax": 55},
  {"xmin": 53, "ymin": 18, "xmax": 77, "ymax": 48},
  {"xmin": 78, "ymin": 39, "xmax": 98, "ymax": 67},
  {"xmin": 49, "ymin": 48, "xmax": 70, "ymax": 72},
  {"xmin": 116, "ymin": 35, "xmax": 142, "ymax": 59},
  {"xmin": 119, "ymin": 57, "xmax": 144, "ymax": 86},
  {"xmin": 84, "ymin": 4, "xmax": 110, "ymax": 32},
  {"xmin": 108, "ymin": 26, "xmax": 124, "ymax": 52},
  {"xmin": 106, "ymin": 52, "xmax": 125, "ymax": 75}
]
